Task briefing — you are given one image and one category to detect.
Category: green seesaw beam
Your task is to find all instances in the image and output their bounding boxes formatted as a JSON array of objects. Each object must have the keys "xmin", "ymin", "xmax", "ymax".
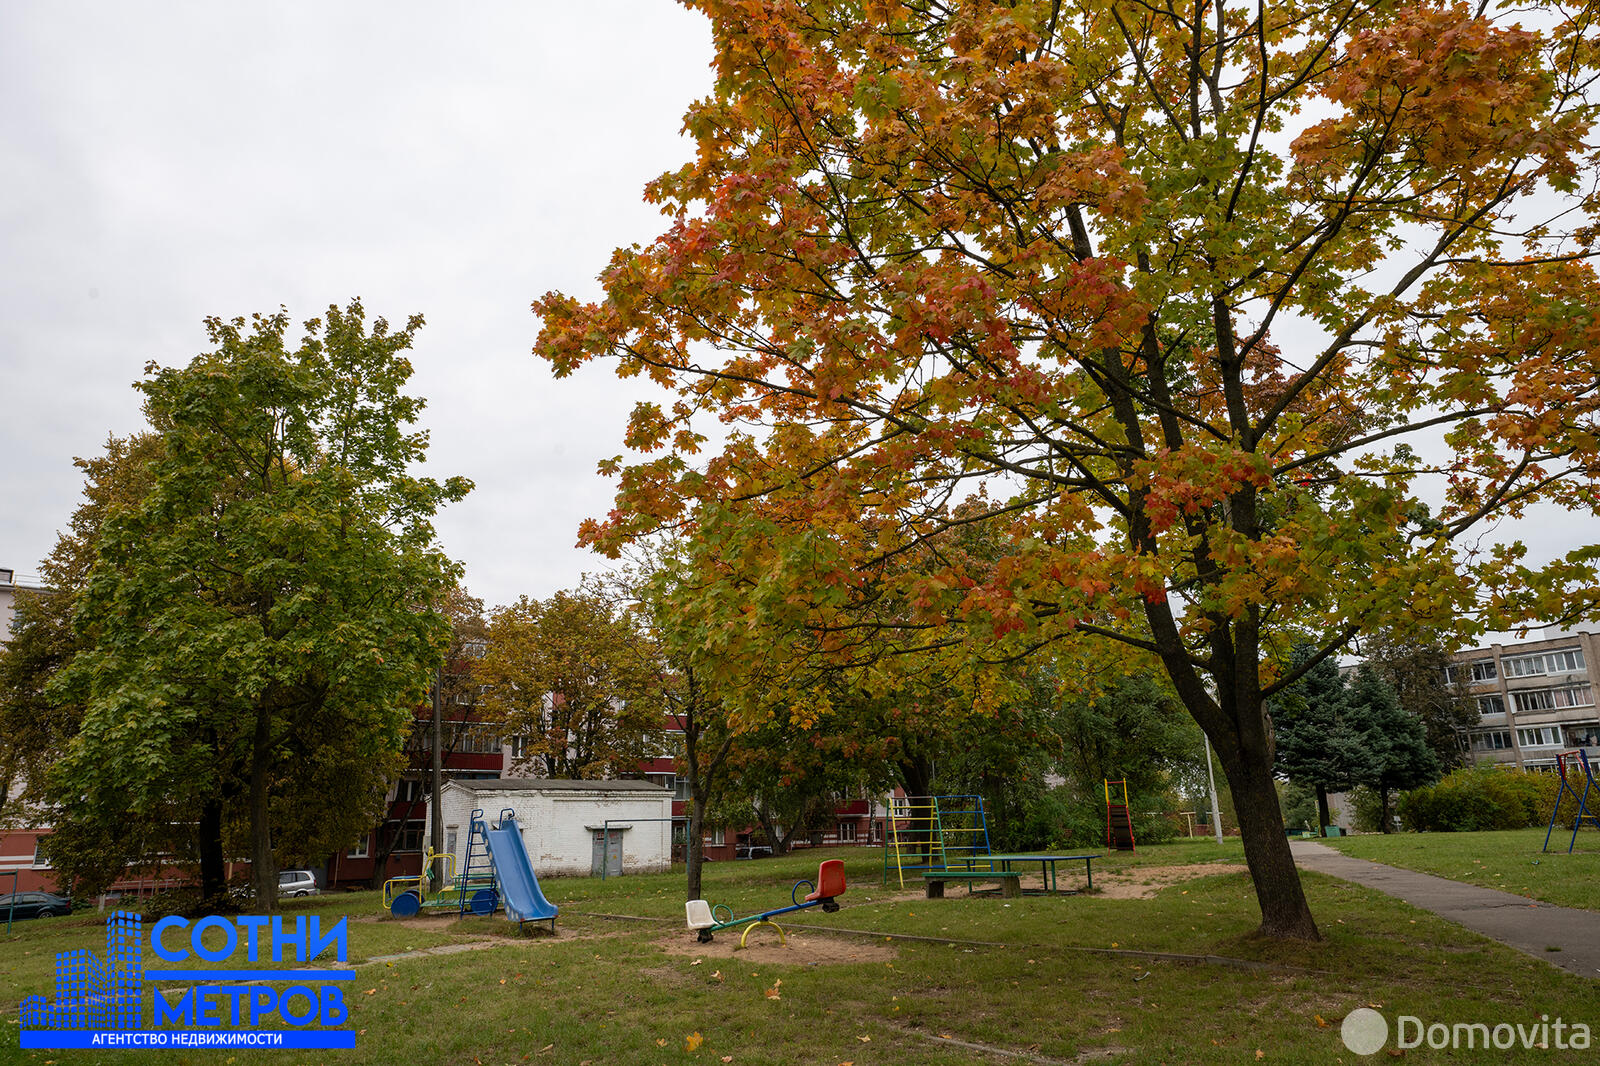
[{"xmin": 686, "ymin": 860, "xmax": 846, "ymax": 946}]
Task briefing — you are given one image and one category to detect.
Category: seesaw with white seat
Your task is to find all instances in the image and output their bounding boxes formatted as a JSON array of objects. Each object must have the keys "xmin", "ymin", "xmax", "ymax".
[{"xmin": 686, "ymin": 858, "xmax": 847, "ymax": 946}]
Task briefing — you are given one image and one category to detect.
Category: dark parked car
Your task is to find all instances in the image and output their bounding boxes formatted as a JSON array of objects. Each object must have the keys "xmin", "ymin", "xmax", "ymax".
[{"xmin": 0, "ymin": 891, "xmax": 73, "ymax": 920}]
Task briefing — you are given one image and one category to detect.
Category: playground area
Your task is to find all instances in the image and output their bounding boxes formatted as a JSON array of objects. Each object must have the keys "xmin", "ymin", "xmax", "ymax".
[{"xmin": 6, "ymin": 816, "xmax": 1599, "ymax": 1063}]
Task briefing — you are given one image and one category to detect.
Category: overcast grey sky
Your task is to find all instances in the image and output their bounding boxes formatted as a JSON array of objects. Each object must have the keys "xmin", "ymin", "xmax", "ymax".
[
  {"xmin": 2, "ymin": 2, "xmax": 712, "ymax": 608},
  {"xmin": 5, "ymin": 3, "xmax": 1596, "ymax": 638}
]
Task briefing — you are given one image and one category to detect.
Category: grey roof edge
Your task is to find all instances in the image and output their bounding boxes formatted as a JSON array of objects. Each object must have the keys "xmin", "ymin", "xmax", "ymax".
[{"xmin": 443, "ymin": 778, "xmax": 669, "ymax": 793}]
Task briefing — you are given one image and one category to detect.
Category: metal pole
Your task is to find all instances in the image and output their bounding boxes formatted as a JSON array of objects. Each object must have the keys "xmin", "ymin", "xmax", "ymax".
[
  {"xmin": 1204, "ymin": 733, "xmax": 1224, "ymax": 845},
  {"xmin": 430, "ymin": 668, "xmax": 444, "ymax": 890}
]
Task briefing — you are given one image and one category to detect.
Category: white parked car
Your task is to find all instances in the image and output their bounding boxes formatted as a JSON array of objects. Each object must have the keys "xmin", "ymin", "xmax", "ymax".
[{"xmin": 278, "ymin": 870, "xmax": 318, "ymax": 897}]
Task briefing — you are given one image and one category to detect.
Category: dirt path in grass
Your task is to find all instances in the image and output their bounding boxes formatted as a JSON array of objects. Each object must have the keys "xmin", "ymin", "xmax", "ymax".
[
  {"xmin": 657, "ymin": 929, "xmax": 898, "ymax": 965},
  {"xmin": 1093, "ymin": 863, "xmax": 1249, "ymax": 899}
]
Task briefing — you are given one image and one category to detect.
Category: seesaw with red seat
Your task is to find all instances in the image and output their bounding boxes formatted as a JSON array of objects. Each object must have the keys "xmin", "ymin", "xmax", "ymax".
[{"xmin": 685, "ymin": 859, "xmax": 846, "ymax": 945}]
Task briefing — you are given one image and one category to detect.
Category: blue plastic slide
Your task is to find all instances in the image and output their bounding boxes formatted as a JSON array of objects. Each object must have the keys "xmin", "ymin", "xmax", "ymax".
[{"xmin": 481, "ymin": 810, "xmax": 558, "ymax": 930}]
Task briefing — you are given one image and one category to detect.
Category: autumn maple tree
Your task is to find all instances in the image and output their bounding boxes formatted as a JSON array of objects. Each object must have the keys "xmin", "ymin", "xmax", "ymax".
[
  {"xmin": 536, "ymin": 0, "xmax": 1600, "ymax": 938},
  {"xmin": 476, "ymin": 585, "xmax": 666, "ymax": 780}
]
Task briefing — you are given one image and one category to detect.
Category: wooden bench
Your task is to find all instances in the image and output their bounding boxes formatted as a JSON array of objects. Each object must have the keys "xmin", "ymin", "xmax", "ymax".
[{"xmin": 920, "ymin": 870, "xmax": 1023, "ymax": 898}]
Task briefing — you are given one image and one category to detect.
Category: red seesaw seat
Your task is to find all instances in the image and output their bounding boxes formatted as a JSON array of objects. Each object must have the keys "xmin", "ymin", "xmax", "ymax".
[{"xmin": 803, "ymin": 859, "xmax": 847, "ymax": 904}]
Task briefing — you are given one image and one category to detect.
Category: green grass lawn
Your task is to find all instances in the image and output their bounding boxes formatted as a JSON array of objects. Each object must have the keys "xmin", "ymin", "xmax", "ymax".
[
  {"xmin": 0, "ymin": 841, "xmax": 1595, "ymax": 1065},
  {"xmin": 1318, "ymin": 828, "xmax": 1600, "ymax": 911}
]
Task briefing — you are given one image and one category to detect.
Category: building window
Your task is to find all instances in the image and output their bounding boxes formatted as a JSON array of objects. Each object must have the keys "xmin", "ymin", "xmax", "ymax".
[
  {"xmin": 1517, "ymin": 727, "xmax": 1563, "ymax": 748},
  {"xmin": 445, "ymin": 827, "xmax": 458, "ymax": 856},
  {"xmin": 395, "ymin": 778, "xmax": 426, "ymax": 804},
  {"xmin": 1504, "ymin": 648, "xmax": 1586, "ymax": 678},
  {"xmin": 1447, "ymin": 659, "xmax": 1498, "ymax": 684},
  {"xmin": 1511, "ymin": 684, "xmax": 1595, "ymax": 714},
  {"xmin": 457, "ymin": 726, "xmax": 502, "ymax": 755},
  {"xmin": 1471, "ymin": 730, "xmax": 1513, "ymax": 751},
  {"xmin": 837, "ymin": 821, "xmax": 857, "ymax": 843},
  {"xmin": 347, "ymin": 836, "xmax": 370, "ymax": 859},
  {"xmin": 1477, "ymin": 695, "xmax": 1506, "ymax": 718},
  {"xmin": 707, "ymin": 827, "xmax": 725, "ymax": 846},
  {"xmin": 508, "ymin": 735, "xmax": 529, "ymax": 760},
  {"xmin": 644, "ymin": 772, "xmax": 675, "ymax": 794},
  {"xmin": 32, "ymin": 840, "xmax": 50, "ymax": 868},
  {"xmin": 388, "ymin": 820, "xmax": 425, "ymax": 853}
]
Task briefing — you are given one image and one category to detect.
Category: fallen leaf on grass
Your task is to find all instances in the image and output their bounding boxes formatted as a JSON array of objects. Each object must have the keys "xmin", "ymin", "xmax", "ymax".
[
  {"xmin": 363, "ymin": 989, "xmax": 376, "ymax": 996},
  {"xmin": 691, "ymin": 958, "xmax": 703, "ymax": 966},
  {"xmin": 656, "ymin": 1039, "xmax": 669, "ymax": 1047},
  {"xmin": 857, "ymin": 1035, "xmax": 871, "ymax": 1042},
  {"xmin": 686, "ymin": 1032, "xmax": 703, "ymax": 1051},
  {"xmin": 1255, "ymin": 1050, "xmax": 1264, "ymax": 1059},
  {"xmin": 1315, "ymin": 1015, "xmax": 1328, "ymax": 1028}
]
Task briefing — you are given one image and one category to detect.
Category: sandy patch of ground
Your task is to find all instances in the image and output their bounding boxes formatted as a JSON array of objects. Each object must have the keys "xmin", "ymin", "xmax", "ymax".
[
  {"xmin": 657, "ymin": 929, "xmax": 898, "ymax": 965},
  {"xmin": 1093, "ymin": 863, "xmax": 1248, "ymax": 899}
]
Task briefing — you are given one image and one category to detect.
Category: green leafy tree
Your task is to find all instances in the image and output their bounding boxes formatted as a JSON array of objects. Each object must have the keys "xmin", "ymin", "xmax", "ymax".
[
  {"xmin": 0, "ymin": 435, "xmax": 162, "ymax": 833},
  {"xmin": 1361, "ymin": 632, "xmax": 1477, "ymax": 773},
  {"xmin": 1047, "ymin": 671, "xmax": 1206, "ymax": 847},
  {"xmin": 1272, "ymin": 651, "xmax": 1376, "ymax": 836},
  {"xmin": 48, "ymin": 302, "xmax": 469, "ymax": 907},
  {"xmin": 1345, "ymin": 665, "xmax": 1442, "ymax": 832}
]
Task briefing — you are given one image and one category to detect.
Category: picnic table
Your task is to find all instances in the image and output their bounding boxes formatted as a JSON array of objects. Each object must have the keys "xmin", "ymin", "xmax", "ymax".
[
  {"xmin": 920, "ymin": 853, "xmax": 1101, "ymax": 898},
  {"xmin": 987, "ymin": 853, "xmax": 1100, "ymax": 893}
]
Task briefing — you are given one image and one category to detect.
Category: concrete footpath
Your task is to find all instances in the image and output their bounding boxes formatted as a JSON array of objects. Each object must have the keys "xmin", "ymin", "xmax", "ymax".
[{"xmin": 1291, "ymin": 840, "xmax": 1600, "ymax": 980}]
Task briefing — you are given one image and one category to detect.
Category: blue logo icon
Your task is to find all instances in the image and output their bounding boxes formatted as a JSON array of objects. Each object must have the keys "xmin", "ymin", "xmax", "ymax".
[
  {"xmin": 18, "ymin": 910, "xmax": 355, "ymax": 1050},
  {"xmin": 20, "ymin": 910, "xmax": 142, "ymax": 1031}
]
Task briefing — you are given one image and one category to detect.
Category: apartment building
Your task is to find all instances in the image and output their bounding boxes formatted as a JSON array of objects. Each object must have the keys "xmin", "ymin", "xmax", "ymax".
[
  {"xmin": 1, "ymin": 567, "xmax": 54, "ymax": 891},
  {"xmin": 1451, "ymin": 628, "xmax": 1600, "ymax": 770}
]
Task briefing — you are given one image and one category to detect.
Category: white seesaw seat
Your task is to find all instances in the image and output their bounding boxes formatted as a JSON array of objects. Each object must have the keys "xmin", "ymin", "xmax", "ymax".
[{"xmin": 686, "ymin": 899, "xmax": 715, "ymax": 930}]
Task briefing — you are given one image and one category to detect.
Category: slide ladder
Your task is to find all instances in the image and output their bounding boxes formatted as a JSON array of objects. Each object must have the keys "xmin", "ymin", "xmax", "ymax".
[
  {"xmin": 457, "ymin": 809, "xmax": 500, "ymax": 918},
  {"xmin": 1543, "ymin": 750, "xmax": 1599, "ymax": 854},
  {"xmin": 1105, "ymin": 779, "xmax": 1136, "ymax": 851}
]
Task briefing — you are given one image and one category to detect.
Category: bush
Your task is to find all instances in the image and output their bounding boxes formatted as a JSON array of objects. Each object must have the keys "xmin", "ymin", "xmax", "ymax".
[
  {"xmin": 1001, "ymin": 785, "xmax": 1180, "ymax": 849},
  {"xmin": 1397, "ymin": 766, "xmax": 1568, "ymax": 832},
  {"xmin": 1278, "ymin": 780, "xmax": 1318, "ymax": 832},
  {"xmin": 1349, "ymin": 786, "xmax": 1387, "ymax": 833}
]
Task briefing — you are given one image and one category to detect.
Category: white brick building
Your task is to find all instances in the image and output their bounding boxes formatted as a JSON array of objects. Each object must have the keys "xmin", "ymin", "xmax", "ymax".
[{"xmin": 430, "ymin": 778, "xmax": 673, "ymax": 878}]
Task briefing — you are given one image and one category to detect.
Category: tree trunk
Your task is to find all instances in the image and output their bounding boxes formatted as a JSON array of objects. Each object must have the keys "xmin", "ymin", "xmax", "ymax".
[
  {"xmin": 897, "ymin": 756, "xmax": 935, "ymax": 865},
  {"xmin": 1378, "ymin": 786, "xmax": 1393, "ymax": 834},
  {"xmin": 1154, "ymin": 602, "xmax": 1321, "ymax": 941},
  {"xmin": 248, "ymin": 702, "xmax": 277, "ymax": 910},
  {"xmin": 1215, "ymin": 739, "xmax": 1321, "ymax": 940},
  {"xmin": 686, "ymin": 787, "xmax": 708, "ymax": 900},
  {"xmin": 754, "ymin": 801, "xmax": 784, "ymax": 855},
  {"xmin": 197, "ymin": 795, "xmax": 228, "ymax": 906},
  {"xmin": 1316, "ymin": 786, "xmax": 1331, "ymax": 838}
]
